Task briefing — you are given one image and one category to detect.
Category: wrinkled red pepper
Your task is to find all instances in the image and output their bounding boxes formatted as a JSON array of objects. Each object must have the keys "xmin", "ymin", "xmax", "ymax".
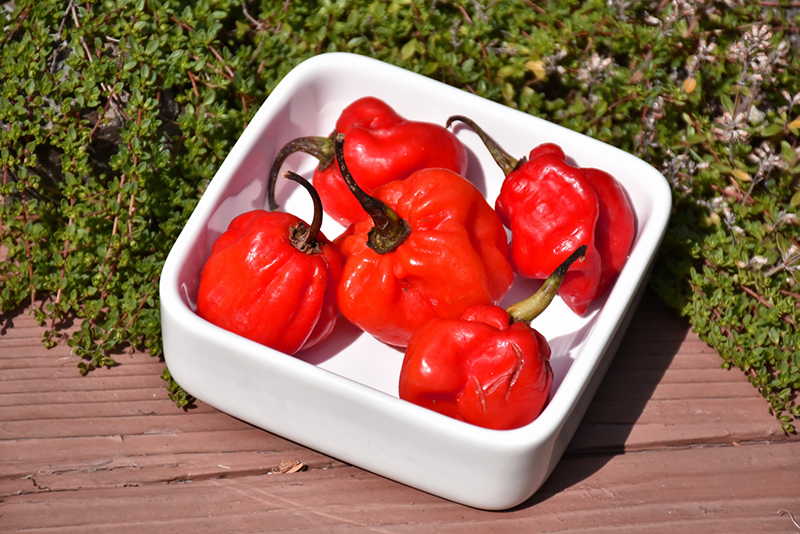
[
  {"xmin": 268, "ymin": 96, "xmax": 468, "ymax": 227},
  {"xmin": 332, "ymin": 132, "xmax": 514, "ymax": 348},
  {"xmin": 447, "ymin": 116, "xmax": 635, "ymax": 316},
  {"xmin": 197, "ymin": 172, "xmax": 343, "ymax": 355},
  {"xmin": 399, "ymin": 246, "xmax": 586, "ymax": 430}
]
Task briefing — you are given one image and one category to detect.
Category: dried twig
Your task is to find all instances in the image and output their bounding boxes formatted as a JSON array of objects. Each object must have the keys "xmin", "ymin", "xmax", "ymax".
[{"xmin": 778, "ymin": 509, "xmax": 800, "ymax": 531}]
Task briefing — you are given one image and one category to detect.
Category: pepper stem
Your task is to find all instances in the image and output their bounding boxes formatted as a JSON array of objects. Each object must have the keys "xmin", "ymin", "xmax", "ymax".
[
  {"xmin": 268, "ymin": 135, "xmax": 335, "ymax": 211},
  {"xmin": 507, "ymin": 245, "xmax": 588, "ymax": 324},
  {"xmin": 446, "ymin": 115, "xmax": 523, "ymax": 176},
  {"xmin": 334, "ymin": 132, "xmax": 410, "ymax": 255},
  {"xmin": 283, "ymin": 170, "xmax": 324, "ymax": 254}
]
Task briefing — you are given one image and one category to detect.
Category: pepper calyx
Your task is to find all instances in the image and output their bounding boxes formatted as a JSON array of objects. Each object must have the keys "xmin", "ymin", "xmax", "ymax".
[
  {"xmin": 334, "ymin": 132, "xmax": 411, "ymax": 255},
  {"xmin": 446, "ymin": 115, "xmax": 520, "ymax": 176},
  {"xmin": 283, "ymin": 171, "xmax": 324, "ymax": 254},
  {"xmin": 268, "ymin": 135, "xmax": 336, "ymax": 211},
  {"xmin": 506, "ymin": 244, "xmax": 588, "ymax": 324}
]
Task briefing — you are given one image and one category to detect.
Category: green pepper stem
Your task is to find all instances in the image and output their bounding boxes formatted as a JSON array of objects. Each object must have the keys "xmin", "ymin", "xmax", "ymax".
[
  {"xmin": 283, "ymin": 170, "xmax": 324, "ymax": 254},
  {"xmin": 507, "ymin": 245, "xmax": 588, "ymax": 324},
  {"xmin": 268, "ymin": 135, "xmax": 335, "ymax": 211},
  {"xmin": 446, "ymin": 115, "xmax": 523, "ymax": 176},
  {"xmin": 334, "ymin": 132, "xmax": 410, "ymax": 255}
]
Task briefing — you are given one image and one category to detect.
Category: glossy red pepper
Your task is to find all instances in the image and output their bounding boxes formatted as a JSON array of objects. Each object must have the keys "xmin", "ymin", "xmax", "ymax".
[
  {"xmin": 399, "ymin": 246, "xmax": 586, "ymax": 430},
  {"xmin": 447, "ymin": 116, "xmax": 636, "ymax": 316},
  {"xmin": 332, "ymin": 133, "xmax": 514, "ymax": 348},
  {"xmin": 268, "ymin": 96, "xmax": 468, "ymax": 227},
  {"xmin": 581, "ymin": 166, "xmax": 637, "ymax": 299},
  {"xmin": 196, "ymin": 172, "xmax": 343, "ymax": 355}
]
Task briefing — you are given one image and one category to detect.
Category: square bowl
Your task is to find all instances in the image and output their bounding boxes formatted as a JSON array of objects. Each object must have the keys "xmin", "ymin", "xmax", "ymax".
[{"xmin": 160, "ymin": 52, "xmax": 671, "ymax": 510}]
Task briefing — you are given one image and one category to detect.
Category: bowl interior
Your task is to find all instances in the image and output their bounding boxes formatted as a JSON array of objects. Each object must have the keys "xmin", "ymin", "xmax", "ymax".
[{"xmin": 170, "ymin": 52, "xmax": 668, "ymax": 413}]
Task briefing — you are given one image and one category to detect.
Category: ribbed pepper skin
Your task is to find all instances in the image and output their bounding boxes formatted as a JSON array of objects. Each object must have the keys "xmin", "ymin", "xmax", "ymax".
[
  {"xmin": 496, "ymin": 143, "xmax": 635, "ymax": 315},
  {"xmin": 582, "ymin": 167, "xmax": 637, "ymax": 300},
  {"xmin": 196, "ymin": 209, "xmax": 342, "ymax": 355},
  {"xmin": 314, "ymin": 97, "xmax": 468, "ymax": 226},
  {"xmin": 334, "ymin": 168, "xmax": 514, "ymax": 348},
  {"xmin": 496, "ymin": 144, "xmax": 601, "ymax": 315},
  {"xmin": 399, "ymin": 304, "xmax": 553, "ymax": 430}
]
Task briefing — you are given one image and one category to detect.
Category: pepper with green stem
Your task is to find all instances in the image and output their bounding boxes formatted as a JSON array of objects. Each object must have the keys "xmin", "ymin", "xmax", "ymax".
[
  {"xmin": 447, "ymin": 115, "xmax": 635, "ymax": 316},
  {"xmin": 399, "ymin": 245, "xmax": 587, "ymax": 430}
]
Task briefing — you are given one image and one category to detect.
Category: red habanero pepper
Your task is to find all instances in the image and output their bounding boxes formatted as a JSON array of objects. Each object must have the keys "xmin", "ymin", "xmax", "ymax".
[
  {"xmin": 331, "ymin": 132, "xmax": 514, "ymax": 348},
  {"xmin": 197, "ymin": 172, "xmax": 343, "ymax": 355},
  {"xmin": 267, "ymin": 96, "xmax": 468, "ymax": 227},
  {"xmin": 581, "ymin": 166, "xmax": 637, "ymax": 299},
  {"xmin": 447, "ymin": 116, "xmax": 636, "ymax": 316},
  {"xmin": 399, "ymin": 245, "xmax": 586, "ymax": 430}
]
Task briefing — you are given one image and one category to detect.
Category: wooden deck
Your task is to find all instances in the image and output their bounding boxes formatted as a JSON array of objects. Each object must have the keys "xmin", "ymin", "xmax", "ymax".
[{"xmin": 2, "ymin": 288, "xmax": 800, "ymax": 533}]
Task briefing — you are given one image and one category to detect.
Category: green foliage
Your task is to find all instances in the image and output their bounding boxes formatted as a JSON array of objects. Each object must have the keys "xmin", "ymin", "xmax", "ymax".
[{"xmin": 1, "ymin": 0, "xmax": 798, "ymax": 431}]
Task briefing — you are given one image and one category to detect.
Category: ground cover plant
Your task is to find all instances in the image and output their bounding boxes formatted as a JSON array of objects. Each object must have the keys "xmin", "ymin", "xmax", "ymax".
[{"xmin": 1, "ymin": 0, "xmax": 798, "ymax": 431}]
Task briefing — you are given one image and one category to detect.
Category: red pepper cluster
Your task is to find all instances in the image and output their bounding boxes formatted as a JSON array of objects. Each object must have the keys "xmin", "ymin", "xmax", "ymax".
[{"xmin": 196, "ymin": 97, "xmax": 635, "ymax": 431}]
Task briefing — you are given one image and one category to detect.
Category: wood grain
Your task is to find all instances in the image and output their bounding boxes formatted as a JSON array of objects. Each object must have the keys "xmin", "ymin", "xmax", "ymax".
[{"xmin": 2, "ymin": 289, "xmax": 799, "ymax": 533}]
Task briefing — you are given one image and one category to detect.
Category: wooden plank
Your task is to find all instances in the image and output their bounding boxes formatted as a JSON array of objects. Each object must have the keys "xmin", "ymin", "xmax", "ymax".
[
  {"xmin": 1, "ymin": 373, "xmax": 167, "ymax": 396},
  {"xmin": 1, "ymin": 429, "xmax": 303, "ymax": 470},
  {"xmin": 2, "ymin": 289, "xmax": 799, "ymax": 532},
  {"xmin": 0, "ymin": 411, "xmax": 258, "ymax": 440},
  {"xmin": 2, "ymin": 442, "xmax": 799, "ymax": 533},
  {"xmin": 0, "ymin": 387, "xmax": 189, "ymax": 408},
  {"xmin": 1, "ymin": 397, "xmax": 216, "ymax": 422},
  {"xmin": 1, "ymin": 449, "xmax": 345, "ymax": 495}
]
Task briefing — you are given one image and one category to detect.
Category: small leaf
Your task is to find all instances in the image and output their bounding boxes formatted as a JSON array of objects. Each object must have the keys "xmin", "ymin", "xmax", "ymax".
[
  {"xmin": 721, "ymin": 93, "xmax": 734, "ymax": 113},
  {"xmin": 271, "ymin": 460, "xmax": 306, "ymax": 474},
  {"xmin": 526, "ymin": 60, "xmax": 546, "ymax": 81},
  {"xmin": 595, "ymin": 99, "xmax": 608, "ymax": 117},
  {"xmin": 732, "ymin": 169, "xmax": 750, "ymax": 182},
  {"xmin": 496, "ymin": 65, "xmax": 517, "ymax": 79},
  {"xmin": 760, "ymin": 123, "xmax": 783, "ymax": 137},
  {"xmin": 400, "ymin": 38, "xmax": 420, "ymax": 60},
  {"xmin": 782, "ymin": 141, "xmax": 797, "ymax": 164}
]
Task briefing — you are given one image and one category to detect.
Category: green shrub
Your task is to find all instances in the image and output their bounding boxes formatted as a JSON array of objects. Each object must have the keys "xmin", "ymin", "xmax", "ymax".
[{"xmin": 1, "ymin": 0, "xmax": 798, "ymax": 430}]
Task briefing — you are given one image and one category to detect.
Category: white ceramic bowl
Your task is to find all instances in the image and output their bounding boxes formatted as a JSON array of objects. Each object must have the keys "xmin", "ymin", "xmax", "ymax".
[{"xmin": 160, "ymin": 52, "xmax": 671, "ymax": 510}]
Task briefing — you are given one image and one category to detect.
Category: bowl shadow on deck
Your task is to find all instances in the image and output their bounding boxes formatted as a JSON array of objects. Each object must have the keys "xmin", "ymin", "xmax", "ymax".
[{"xmin": 515, "ymin": 287, "xmax": 691, "ymax": 510}]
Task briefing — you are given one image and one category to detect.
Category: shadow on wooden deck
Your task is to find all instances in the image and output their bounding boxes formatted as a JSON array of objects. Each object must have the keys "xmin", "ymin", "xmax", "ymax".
[{"xmin": 515, "ymin": 287, "xmax": 691, "ymax": 510}]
